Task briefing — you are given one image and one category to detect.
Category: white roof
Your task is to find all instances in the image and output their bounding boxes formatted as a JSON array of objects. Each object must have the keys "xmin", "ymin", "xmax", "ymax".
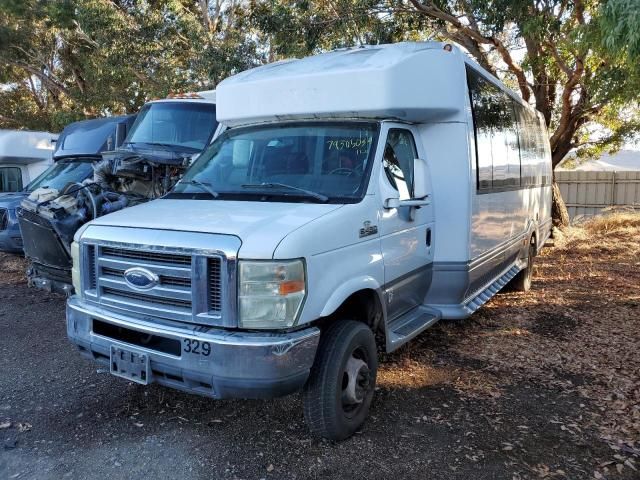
[
  {"xmin": 0, "ymin": 129, "xmax": 57, "ymax": 164},
  {"xmin": 558, "ymin": 149, "xmax": 640, "ymax": 171},
  {"xmin": 216, "ymin": 42, "xmax": 471, "ymax": 127}
]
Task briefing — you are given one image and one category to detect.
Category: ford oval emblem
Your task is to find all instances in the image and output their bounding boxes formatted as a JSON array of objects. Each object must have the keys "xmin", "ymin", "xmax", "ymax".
[{"xmin": 123, "ymin": 267, "xmax": 159, "ymax": 290}]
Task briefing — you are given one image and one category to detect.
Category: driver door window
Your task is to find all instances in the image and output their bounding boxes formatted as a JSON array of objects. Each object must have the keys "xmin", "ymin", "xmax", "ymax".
[{"xmin": 383, "ymin": 130, "xmax": 417, "ymax": 200}]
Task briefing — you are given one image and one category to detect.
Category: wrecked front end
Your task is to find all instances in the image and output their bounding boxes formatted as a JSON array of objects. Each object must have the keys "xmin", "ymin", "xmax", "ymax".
[{"xmin": 18, "ymin": 148, "xmax": 192, "ymax": 295}]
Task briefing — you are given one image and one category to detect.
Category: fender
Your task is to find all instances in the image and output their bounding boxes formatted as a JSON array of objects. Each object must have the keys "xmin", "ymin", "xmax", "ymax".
[{"xmin": 319, "ymin": 276, "xmax": 386, "ymax": 319}]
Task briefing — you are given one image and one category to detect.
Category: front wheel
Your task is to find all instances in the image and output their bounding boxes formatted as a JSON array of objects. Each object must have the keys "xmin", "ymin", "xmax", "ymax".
[{"xmin": 302, "ymin": 320, "xmax": 378, "ymax": 441}]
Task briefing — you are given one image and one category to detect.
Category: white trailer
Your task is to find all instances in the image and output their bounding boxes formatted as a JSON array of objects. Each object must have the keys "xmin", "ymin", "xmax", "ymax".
[
  {"xmin": 66, "ymin": 42, "xmax": 552, "ymax": 440},
  {"xmin": 0, "ymin": 130, "xmax": 57, "ymax": 192}
]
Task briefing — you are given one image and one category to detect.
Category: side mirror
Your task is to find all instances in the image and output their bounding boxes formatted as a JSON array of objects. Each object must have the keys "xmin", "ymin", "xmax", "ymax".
[{"xmin": 384, "ymin": 158, "xmax": 431, "ymax": 212}]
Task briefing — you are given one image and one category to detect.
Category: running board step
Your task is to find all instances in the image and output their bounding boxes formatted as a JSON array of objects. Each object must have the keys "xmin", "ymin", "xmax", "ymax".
[
  {"xmin": 386, "ymin": 306, "xmax": 441, "ymax": 353},
  {"xmin": 463, "ymin": 264, "xmax": 520, "ymax": 315}
]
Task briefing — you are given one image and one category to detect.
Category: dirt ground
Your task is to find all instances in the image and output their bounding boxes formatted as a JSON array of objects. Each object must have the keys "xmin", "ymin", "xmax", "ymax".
[{"xmin": 1, "ymin": 214, "xmax": 639, "ymax": 480}]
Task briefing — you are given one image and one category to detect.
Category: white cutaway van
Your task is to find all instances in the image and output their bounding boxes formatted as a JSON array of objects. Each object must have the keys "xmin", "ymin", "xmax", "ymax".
[{"xmin": 66, "ymin": 42, "xmax": 552, "ymax": 440}]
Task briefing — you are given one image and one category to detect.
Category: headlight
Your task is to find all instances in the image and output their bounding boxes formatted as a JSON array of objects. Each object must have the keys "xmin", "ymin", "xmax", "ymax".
[
  {"xmin": 71, "ymin": 241, "xmax": 82, "ymax": 295},
  {"xmin": 238, "ymin": 260, "xmax": 305, "ymax": 329}
]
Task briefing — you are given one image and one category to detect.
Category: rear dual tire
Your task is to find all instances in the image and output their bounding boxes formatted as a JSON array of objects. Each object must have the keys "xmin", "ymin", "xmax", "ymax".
[
  {"xmin": 302, "ymin": 320, "xmax": 377, "ymax": 441},
  {"xmin": 511, "ymin": 241, "xmax": 536, "ymax": 292}
]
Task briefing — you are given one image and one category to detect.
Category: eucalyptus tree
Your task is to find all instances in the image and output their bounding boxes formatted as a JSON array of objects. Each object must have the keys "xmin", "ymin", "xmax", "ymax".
[{"xmin": 395, "ymin": 0, "xmax": 640, "ymax": 225}]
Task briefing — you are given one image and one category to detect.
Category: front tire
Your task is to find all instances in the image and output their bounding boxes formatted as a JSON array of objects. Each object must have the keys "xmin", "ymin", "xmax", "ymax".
[{"xmin": 302, "ymin": 320, "xmax": 377, "ymax": 441}]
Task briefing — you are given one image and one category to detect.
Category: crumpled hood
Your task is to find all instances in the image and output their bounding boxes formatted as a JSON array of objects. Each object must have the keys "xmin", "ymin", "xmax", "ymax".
[
  {"xmin": 0, "ymin": 192, "xmax": 28, "ymax": 209},
  {"xmin": 88, "ymin": 199, "xmax": 343, "ymax": 258}
]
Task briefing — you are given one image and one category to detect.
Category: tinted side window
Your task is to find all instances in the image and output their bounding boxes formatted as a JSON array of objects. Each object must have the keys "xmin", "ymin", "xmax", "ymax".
[
  {"xmin": 0, "ymin": 167, "xmax": 23, "ymax": 192},
  {"xmin": 513, "ymin": 103, "xmax": 551, "ymax": 186},
  {"xmin": 383, "ymin": 129, "xmax": 417, "ymax": 200},
  {"xmin": 467, "ymin": 70, "xmax": 496, "ymax": 190},
  {"xmin": 468, "ymin": 67, "xmax": 522, "ymax": 191}
]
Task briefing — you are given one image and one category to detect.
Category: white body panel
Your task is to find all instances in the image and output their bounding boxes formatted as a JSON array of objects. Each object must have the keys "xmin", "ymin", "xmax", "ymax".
[
  {"xmin": 217, "ymin": 43, "xmax": 466, "ymax": 127},
  {"xmin": 88, "ymin": 199, "xmax": 342, "ymax": 260},
  {"xmin": 0, "ymin": 130, "xmax": 57, "ymax": 190}
]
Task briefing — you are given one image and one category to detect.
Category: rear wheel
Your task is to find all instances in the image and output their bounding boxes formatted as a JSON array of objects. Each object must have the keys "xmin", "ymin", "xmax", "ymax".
[
  {"xmin": 302, "ymin": 320, "xmax": 377, "ymax": 441},
  {"xmin": 511, "ymin": 239, "xmax": 536, "ymax": 292}
]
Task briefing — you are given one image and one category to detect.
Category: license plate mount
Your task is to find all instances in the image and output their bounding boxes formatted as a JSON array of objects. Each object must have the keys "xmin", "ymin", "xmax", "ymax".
[{"xmin": 110, "ymin": 345, "xmax": 150, "ymax": 385}]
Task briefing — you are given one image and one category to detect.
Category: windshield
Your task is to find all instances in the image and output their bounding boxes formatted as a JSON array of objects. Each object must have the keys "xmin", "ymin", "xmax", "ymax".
[
  {"xmin": 26, "ymin": 160, "xmax": 94, "ymax": 192},
  {"xmin": 56, "ymin": 121, "xmax": 117, "ymax": 156},
  {"xmin": 172, "ymin": 122, "xmax": 379, "ymax": 203},
  {"xmin": 125, "ymin": 102, "xmax": 217, "ymax": 152}
]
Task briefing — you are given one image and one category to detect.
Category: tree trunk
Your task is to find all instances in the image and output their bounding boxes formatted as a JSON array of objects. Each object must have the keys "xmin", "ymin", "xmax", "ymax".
[{"xmin": 552, "ymin": 181, "xmax": 570, "ymax": 228}]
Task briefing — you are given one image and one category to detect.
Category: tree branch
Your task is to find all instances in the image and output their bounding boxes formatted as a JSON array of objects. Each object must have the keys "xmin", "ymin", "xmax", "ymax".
[{"xmin": 407, "ymin": 0, "xmax": 531, "ymax": 101}]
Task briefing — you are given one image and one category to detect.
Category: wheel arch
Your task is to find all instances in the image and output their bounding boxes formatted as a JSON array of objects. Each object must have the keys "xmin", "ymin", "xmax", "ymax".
[{"xmin": 318, "ymin": 285, "xmax": 386, "ymax": 334}]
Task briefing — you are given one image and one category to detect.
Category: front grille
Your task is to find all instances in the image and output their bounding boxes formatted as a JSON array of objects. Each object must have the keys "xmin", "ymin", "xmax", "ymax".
[
  {"xmin": 87, "ymin": 242, "xmax": 227, "ymax": 325},
  {"xmin": 102, "ymin": 287, "xmax": 192, "ymax": 309},
  {"xmin": 102, "ymin": 247, "xmax": 191, "ymax": 265},
  {"xmin": 0, "ymin": 209, "xmax": 7, "ymax": 230}
]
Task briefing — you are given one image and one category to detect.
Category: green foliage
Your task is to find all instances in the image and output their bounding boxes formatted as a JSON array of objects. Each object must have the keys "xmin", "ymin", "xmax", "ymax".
[
  {"xmin": 249, "ymin": 0, "xmax": 427, "ymax": 58},
  {"xmin": 601, "ymin": 0, "xmax": 640, "ymax": 60},
  {"xmin": 1, "ymin": 0, "xmax": 639, "ymax": 163},
  {"xmin": 0, "ymin": 0, "xmax": 261, "ymax": 131}
]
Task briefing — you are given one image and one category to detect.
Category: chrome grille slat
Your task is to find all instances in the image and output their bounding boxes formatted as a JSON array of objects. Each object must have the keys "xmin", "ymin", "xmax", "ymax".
[
  {"xmin": 101, "ymin": 247, "xmax": 191, "ymax": 265},
  {"xmin": 102, "ymin": 287, "xmax": 191, "ymax": 309},
  {"xmin": 98, "ymin": 257, "xmax": 191, "ymax": 278},
  {"xmin": 102, "ymin": 267, "xmax": 191, "ymax": 288},
  {"xmin": 99, "ymin": 277, "xmax": 192, "ymax": 301}
]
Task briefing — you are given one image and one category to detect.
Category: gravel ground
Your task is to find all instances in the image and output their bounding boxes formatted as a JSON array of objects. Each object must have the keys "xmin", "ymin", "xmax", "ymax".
[{"xmin": 1, "ymin": 216, "xmax": 638, "ymax": 479}]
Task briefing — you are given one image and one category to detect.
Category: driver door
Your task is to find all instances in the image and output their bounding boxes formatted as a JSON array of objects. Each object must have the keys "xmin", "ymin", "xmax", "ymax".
[{"xmin": 377, "ymin": 124, "xmax": 434, "ymax": 320}]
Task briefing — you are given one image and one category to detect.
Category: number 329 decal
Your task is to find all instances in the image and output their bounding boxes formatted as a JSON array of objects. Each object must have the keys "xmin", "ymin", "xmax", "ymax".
[{"xmin": 183, "ymin": 338, "xmax": 211, "ymax": 356}]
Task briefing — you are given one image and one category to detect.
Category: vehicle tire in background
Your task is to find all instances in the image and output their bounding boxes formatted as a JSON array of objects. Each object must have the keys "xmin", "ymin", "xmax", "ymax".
[
  {"xmin": 302, "ymin": 320, "xmax": 377, "ymax": 441},
  {"xmin": 510, "ymin": 240, "xmax": 536, "ymax": 292}
]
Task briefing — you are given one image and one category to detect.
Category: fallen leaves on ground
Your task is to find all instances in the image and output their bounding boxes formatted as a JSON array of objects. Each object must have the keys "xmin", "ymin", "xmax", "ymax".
[{"xmin": 379, "ymin": 212, "xmax": 640, "ymax": 477}]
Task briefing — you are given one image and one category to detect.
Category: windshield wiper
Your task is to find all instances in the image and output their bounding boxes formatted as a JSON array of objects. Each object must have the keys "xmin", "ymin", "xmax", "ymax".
[
  {"xmin": 180, "ymin": 179, "xmax": 219, "ymax": 198},
  {"xmin": 241, "ymin": 182, "xmax": 328, "ymax": 202},
  {"xmin": 125, "ymin": 141, "xmax": 185, "ymax": 151}
]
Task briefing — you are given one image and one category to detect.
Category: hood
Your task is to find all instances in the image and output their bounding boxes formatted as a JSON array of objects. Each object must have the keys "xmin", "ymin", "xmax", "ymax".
[
  {"xmin": 88, "ymin": 199, "xmax": 343, "ymax": 258},
  {"xmin": 0, "ymin": 191, "xmax": 28, "ymax": 209}
]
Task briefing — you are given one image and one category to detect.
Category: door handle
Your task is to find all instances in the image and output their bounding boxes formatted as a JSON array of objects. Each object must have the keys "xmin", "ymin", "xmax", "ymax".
[{"xmin": 426, "ymin": 228, "xmax": 432, "ymax": 247}]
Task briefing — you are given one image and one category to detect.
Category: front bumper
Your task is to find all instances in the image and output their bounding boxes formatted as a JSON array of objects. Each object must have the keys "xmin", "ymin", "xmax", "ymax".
[{"xmin": 66, "ymin": 296, "xmax": 320, "ymax": 399}]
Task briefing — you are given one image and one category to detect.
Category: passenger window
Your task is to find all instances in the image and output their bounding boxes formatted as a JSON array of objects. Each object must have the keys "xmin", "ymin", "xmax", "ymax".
[
  {"xmin": 0, "ymin": 167, "xmax": 23, "ymax": 192},
  {"xmin": 468, "ymin": 66, "xmax": 530, "ymax": 191},
  {"xmin": 383, "ymin": 130, "xmax": 417, "ymax": 200}
]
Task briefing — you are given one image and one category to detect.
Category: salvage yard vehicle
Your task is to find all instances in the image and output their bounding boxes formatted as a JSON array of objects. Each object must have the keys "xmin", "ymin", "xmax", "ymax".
[
  {"xmin": 14, "ymin": 115, "xmax": 135, "ymax": 277},
  {"xmin": 0, "ymin": 129, "xmax": 57, "ymax": 193},
  {"xmin": 66, "ymin": 43, "xmax": 552, "ymax": 440},
  {"xmin": 0, "ymin": 116, "xmax": 135, "ymax": 254},
  {"xmin": 18, "ymin": 91, "xmax": 217, "ymax": 294}
]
